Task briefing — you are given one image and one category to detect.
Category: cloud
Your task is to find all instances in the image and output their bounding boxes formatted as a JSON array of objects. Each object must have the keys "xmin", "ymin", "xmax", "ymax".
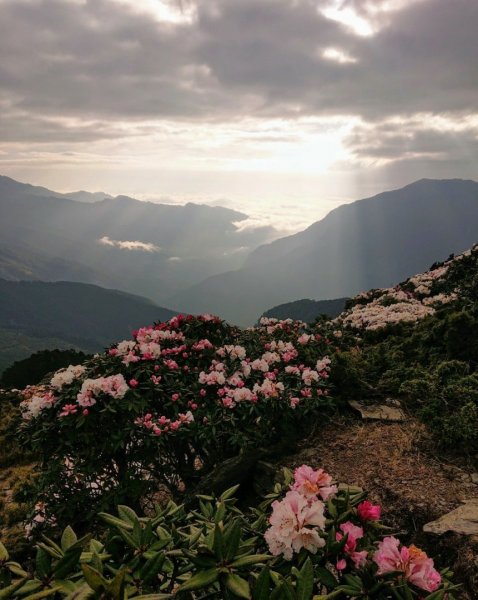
[
  {"xmin": 0, "ymin": 0, "xmax": 477, "ymax": 224},
  {"xmin": 98, "ymin": 236, "xmax": 161, "ymax": 252},
  {"xmin": 1, "ymin": 0, "xmax": 477, "ymax": 125},
  {"xmin": 345, "ymin": 115, "xmax": 478, "ymax": 163}
]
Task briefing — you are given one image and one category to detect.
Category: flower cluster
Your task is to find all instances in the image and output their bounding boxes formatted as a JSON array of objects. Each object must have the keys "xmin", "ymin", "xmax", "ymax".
[
  {"xmin": 50, "ymin": 364, "xmax": 86, "ymax": 391},
  {"xmin": 20, "ymin": 390, "xmax": 56, "ymax": 420},
  {"xmin": 264, "ymin": 465, "xmax": 444, "ymax": 595},
  {"xmin": 134, "ymin": 410, "xmax": 194, "ymax": 435},
  {"xmin": 265, "ymin": 465, "xmax": 334, "ymax": 560},
  {"xmin": 335, "ymin": 253, "xmax": 465, "ymax": 331},
  {"xmin": 374, "ymin": 536, "xmax": 441, "ymax": 592},
  {"xmin": 265, "ymin": 490, "xmax": 326, "ymax": 560},
  {"xmin": 76, "ymin": 374, "xmax": 129, "ymax": 407},
  {"xmin": 20, "ymin": 315, "xmax": 335, "ymax": 527}
]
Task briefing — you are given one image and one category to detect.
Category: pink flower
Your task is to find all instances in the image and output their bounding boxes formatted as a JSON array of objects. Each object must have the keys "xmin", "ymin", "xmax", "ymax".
[
  {"xmin": 59, "ymin": 404, "xmax": 78, "ymax": 417},
  {"xmin": 336, "ymin": 559, "xmax": 347, "ymax": 571},
  {"xmin": 265, "ymin": 491, "xmax": 326, "ymax": 560},
  {"xmin": 164, "ymin": 359, "xmax": 179, "ymax": 370},
  {"xmin": 290, "ymin": 397, "xmax": 300, "ymax": 409},
  {"xmin": 336, "ymin": 522, "xmax": 368, "ymax": 569},
  {"xmin": 357, "ymin": 500, "xmax": 381, "ymax": 522},
  {"xmin": 374, "ymin": 537, "xmax": 441, "ymax": 592},
  {"xmin": 292, "ymin": 465, "xmax": 337, "ymax": 500},
  {"xmin": 129, "ymin": 378, "xmax": 139, "ymax": 388},
  {"xmin": 222, "ymin": 397, "xmax": 235, "ymax": 409}
]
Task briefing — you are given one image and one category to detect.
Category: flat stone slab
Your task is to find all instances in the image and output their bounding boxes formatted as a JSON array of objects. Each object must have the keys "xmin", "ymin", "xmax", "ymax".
[
  {"xmin": 348, "ymin": 400, "xmax": 406, "ymax": 422},
  {"xmin": 423, "ymin": 500, "xmax": 478, "ymax": 536}
]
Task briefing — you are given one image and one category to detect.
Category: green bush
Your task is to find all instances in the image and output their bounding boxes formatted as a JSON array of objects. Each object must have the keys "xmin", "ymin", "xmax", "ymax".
[
  {"xmin": 18, "ymin": 316, "xmax": 336, "ymax": 529},
  {"xmin": 0, "ymin": 466, "xmax": 458, "ymax": 599}
]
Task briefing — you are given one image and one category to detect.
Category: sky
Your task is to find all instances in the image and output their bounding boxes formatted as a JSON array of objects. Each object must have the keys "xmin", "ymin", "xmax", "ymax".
[{"xmin": 0, "ymin": 0, "xmax": 477, "ymax": 233}]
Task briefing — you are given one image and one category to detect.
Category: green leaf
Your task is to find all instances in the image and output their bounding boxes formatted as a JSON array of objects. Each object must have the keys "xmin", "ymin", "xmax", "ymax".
[
  {"xmin": 252, "ymin": 567, "xmax": 270, "ymax": 600},
  {"xmin": 177, "ymin": 568, "xmax": 219, "ymax": 592},
  {"xmin": 64, "ymin": 582, "xmax": 95, "ymax": 600},
  {"xmin": 327, "ymin": 499, "xmax": 337, "ymax": 518},
  {"xmin": 40, "ymin": 536, "xmax": 63, "ymax": 556},
  {"xmin": 107, "ymin": 567, "xmax": 126, "ymax": 600},
  {"xmin": 342, "ymin": 574, "xmax": 362, "ymax": 591},
  {"xmin": 224, "ymin": 520, "xmax": 242, "ymax": 561},
  {"xmin": 225, "ymin": 573, "xmax": 251, "ymax": 599},
  {"xmin": 0, "ymin": 542, "xmax": 9, "ymax": 562},
  {"xmin": 220, "ymin": 484, "xmax": 240, "ymax": 501},
  {"xmin": 89, "ymin": 549, "xmax": 103, "ymax": 574},
  {"xmin": 423, "ymin": 592, "xmax": 445, "ymax": 600},
  {"xmin": 213, "ymin": 524, "xmax": 225, "ymax": 561},
  {"xmin": 35, "ymin": 548, "xmax": 52, "ymax": 580},
  {"xmin": 230, "ymin": 555, "xmax": 272, "ymax": 568},
  {"xmin": 117, "ymin": 505, "xmax": 139, "ymax": 524},
  {"xmin": 215, "ymin": 501, "xmax": 226, "ymax": 524},
  {"xmin": 0, "ymin": 578, "xmax": 27, "ymax": 600},
  {"xmin": 81, "ymin": 564, "xmax": 106, "ymax": 592},
  {"xmin": 297, "ymin": 557, "xmax": 314, "ymax": 600},
  {"xmin": 139, "ymin": 552, "xmax": 166, "ymax": 585},
  {"xmin": 316, "ymin": 567, "xmax": 338, "ymax": 590},
  {"xmin": 61, "ymin": 526, "xmax": 78, "ymax": 552},
  {"xmin": 36, "ymin": 543, "xmax": 62, "ymax": 561},
  {"xmin": 22, "ymin": 587, "xmax": 63, "ymax": 600},
  {"xmin": 54, "ymin": 547, "xmax": 82, "ymax": 579},
  {"xmin": 98, "ymin": 512, "xmax": 133, "ymax": 531}
]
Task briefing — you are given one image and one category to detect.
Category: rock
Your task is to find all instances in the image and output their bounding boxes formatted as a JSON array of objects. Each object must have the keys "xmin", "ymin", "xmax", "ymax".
[
  {"xmin": 190, "ymin": 448, "xmax": 268, "ymax": 501},
  {"xmin": 471, "ymin": 473, "xmax": 478, "ymax": 485},
  {"xmin": 253, "ymin": 461, "xmax": 277, "ymax": 497},
  {"xmin": 424, "ymin": 500, "xmax": 478, "ymax": 536},
  {"xmin": 348, "ymin": 400, "xmax": 406, "ymax": 422}
]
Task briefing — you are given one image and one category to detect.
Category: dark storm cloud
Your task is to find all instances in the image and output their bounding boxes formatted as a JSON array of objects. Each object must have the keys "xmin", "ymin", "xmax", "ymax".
[
  {"xmin": 0, "ymin": 0, "xmax": 477, "ymax": 151},
  {"xmin": 345, "ymin": 121, "xmax": 478, "ymax": 160}
]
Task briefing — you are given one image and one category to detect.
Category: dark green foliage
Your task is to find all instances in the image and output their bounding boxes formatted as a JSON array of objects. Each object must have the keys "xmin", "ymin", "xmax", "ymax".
[
  {"xmin": 1, "ymin": 349, "xmax": 89, "ymax": 389},
  {"xmin": 332, "ymin": 248, "xmax": 478, "ymax": 451},
  {"xmin": 0, "ymin": 476, "xmax": 459, "ymax": 599},
  {"xmin": 0, "ymin": 279, "xmax": 177, "ymax": 373},
  {"xmin": 261, "ymin": 297, "xmax": 349, "ymax": 324}
]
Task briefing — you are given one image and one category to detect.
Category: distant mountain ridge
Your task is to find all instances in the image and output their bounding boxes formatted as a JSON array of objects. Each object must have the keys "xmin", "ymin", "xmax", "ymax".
[
  {"xmin": 0, "ymin": 175, "xmax": 278, "ymax": 303},
  {"xmin": 0, "ymin": 279, "xmax": 177, "ymax": 373},
  {"xmin": 261, "ymin": 298, "xmax": 349, "ymax": 323},
  {"xmin": 172, "ymin": 179, "xmax": 478, "ymax": 324}
]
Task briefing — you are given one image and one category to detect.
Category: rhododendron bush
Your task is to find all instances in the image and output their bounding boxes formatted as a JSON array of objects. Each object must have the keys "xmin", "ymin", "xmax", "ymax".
[
  {"xmin": 20, "ymin": 315, "xmax": 335, "ymax": 526},
  {"xmin": 0, "ymin": 466, "xmax": 458, "ymax": 599}
]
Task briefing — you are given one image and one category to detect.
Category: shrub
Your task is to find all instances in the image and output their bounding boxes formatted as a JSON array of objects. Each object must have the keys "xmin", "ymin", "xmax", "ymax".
[
  {"xmin": 18, "ymin": 316, "xmax": 336, "ymax": 528},
  {"xmin": 0, "ymin": 465, "xmax": 458, "ymax": 599}
]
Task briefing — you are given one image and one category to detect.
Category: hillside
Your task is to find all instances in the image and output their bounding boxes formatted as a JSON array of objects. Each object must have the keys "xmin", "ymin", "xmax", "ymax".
[
  {"xmin": 3, "ymin": 245, "xmax": 478, "ymax": 596},
  {"xmin": 0, "ymin": 279, "xmax": 177, "ymax": 373},
  {"xmin": 172, "ymin": 179, "xmax": 478, "ymax": 324},
  {"xmin": 0, "ymin": 175, "xmax": 278, "ymax": 303},
  {"xmin": 261, "ymin": 297, "xmax": 348, "ymax": 323}
]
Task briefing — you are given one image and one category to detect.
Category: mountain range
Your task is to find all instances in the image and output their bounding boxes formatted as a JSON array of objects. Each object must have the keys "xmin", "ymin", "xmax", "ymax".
[
  {"xmin": 172, "ymin": 179, "xmax": 478, "ymax": 323},
  {"xmin": 2, "ymin": 175, "xmax": 478, "ymax": 328},
  {"xmin": 0, "ymin": 279, "xmax": 177, "ymax": 374},
  {"xmin": 0, "ymin": 175, "xmax": 278, "ymax": 304}
]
